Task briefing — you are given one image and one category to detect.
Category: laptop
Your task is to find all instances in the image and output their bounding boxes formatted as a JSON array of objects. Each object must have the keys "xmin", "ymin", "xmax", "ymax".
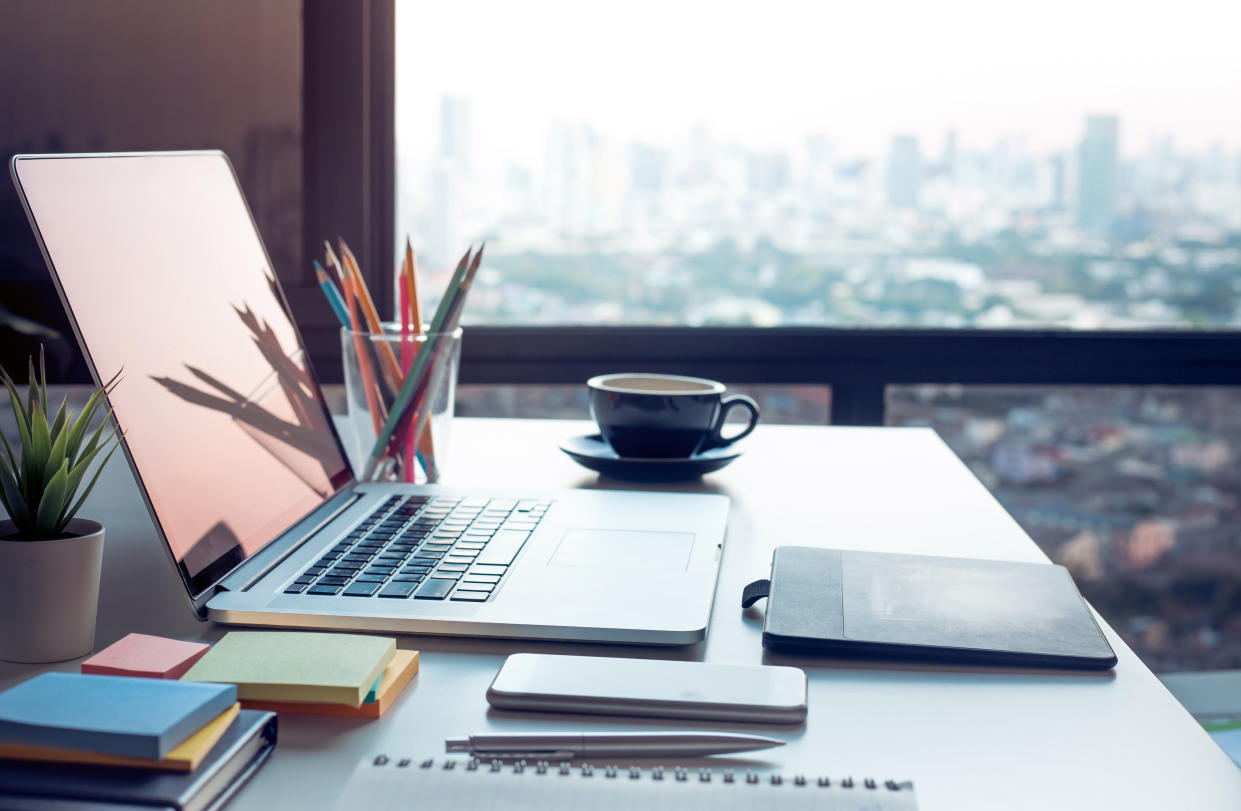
[{"xmin": 10, "ymin": 151, "xmax": 728, "ymax": 645}]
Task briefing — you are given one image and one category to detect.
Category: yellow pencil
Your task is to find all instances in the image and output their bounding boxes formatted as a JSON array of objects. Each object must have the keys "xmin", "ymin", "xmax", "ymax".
[
  {"xmin": 324, "ymin": 241, "xmax": 347, "ymax": 288},
  {"xmin": 405, "ymin": 238, "xmax": 424, "ymax": 334}
]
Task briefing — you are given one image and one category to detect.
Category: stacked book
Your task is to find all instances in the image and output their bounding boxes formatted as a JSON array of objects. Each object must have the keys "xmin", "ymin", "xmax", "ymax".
[
  {"xmin": 181, "ymin": 631, "xmax": 418, "ymax": 718},
  {"xmin": 0, "ymin": 672, "xmax": 276, "ymax": 810}
]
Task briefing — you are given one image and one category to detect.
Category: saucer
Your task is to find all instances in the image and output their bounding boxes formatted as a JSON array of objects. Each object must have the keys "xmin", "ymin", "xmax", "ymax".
[{"xmin": 559, "ymin": 434, "xmax": 742, "ymax": 482}]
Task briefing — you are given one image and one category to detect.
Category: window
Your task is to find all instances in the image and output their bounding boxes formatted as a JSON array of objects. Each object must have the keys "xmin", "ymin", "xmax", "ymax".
[{"xmin": 396, "ymin": 0, "xmax": 1241, "ymax": 328}]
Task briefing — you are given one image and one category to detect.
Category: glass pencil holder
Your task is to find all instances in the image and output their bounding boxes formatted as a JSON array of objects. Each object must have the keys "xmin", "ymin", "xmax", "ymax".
[{"xmin": 341, "ymin": 324, "xmax": 462, "ymax": 484}]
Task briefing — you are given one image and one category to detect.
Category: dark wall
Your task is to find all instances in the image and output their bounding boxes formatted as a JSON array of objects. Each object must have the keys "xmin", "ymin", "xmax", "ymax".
[{"xmin": 0, "ymin": 1, "xmax": 304, "ymax": 381}]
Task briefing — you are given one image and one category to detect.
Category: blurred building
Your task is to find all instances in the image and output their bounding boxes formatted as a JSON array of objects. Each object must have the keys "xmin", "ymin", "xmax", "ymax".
[
  {"xmin": 1078, "ymin": 115, "xmax": 1119, "ymax": 233},
  {"xmin": 886, "ymin": 134, "xmax": 921, "ymax": 209}
]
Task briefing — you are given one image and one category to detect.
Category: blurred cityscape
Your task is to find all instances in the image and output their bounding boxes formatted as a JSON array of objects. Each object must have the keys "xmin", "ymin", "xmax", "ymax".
[
  {"xmin": 400, "ymin": 97, "xmax": 1241, "ymax": 330},
  {"xmin": 399, "ymin": 98, "xmax": 1241, "ymax": 674}
]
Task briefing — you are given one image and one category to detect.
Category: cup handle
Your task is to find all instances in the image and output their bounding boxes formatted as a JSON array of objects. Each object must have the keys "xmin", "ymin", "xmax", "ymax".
[{"xmin": 703, "ymin": 394, "xmax": 760, "ymax": 451}]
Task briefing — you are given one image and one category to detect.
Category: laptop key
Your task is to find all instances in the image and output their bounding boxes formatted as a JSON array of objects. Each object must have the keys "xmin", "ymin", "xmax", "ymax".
[
  {"xmin": 451, "ymin": 590, "xmax": 490, "ymax": 602},
  {"xmin": 460, "ymin": 580, "xmax": 495, "ymax": 592},
  {"xmin": 470, "ymin": 564, "xmax": 508, "ymax": 577},
  {"xmin": 379, "ymin": 580, "xmax": 420, "ymax": 598},
  {"xmin": 318, "ymin": 575, "xmax": 349, "ymax": 586},
  {"xmin": 355, "ymin": 573, "xmax": 387, "ymax": 582},
  {"xmin": 430, "ymin": 571, "xmax": 461, "ymax": 580},
  {"xmin": 344, "ymin": 581, "xmax": 382, "ymax": 597},
  {"xmin": 390, "ymin": 573, "xmax": 423, "ymax": 582},
  {"xmin": 437, "ymin": 563, "xmax": 468, "ymax": 572},
  {"xmin": 413, "ymin": 578, "xmax": 455, "ymax": 599},
  {"xmin": 308, "ymin": 583, "xmax": 342, "ymax": 595},
  {"xmin": 475, "ymin": 530, "xmax": 531, "ymax": 566},
  {"xmin": 284, "ymin": 583, "xmax": 308, "ymax": 594},
  {"xmin": 462, "ymin": 574, "xmax": 500, "ymax": 584}
]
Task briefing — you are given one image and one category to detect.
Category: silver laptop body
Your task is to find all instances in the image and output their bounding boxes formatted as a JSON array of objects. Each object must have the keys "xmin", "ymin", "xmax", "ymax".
[{"xmin": 10, "ymin": 151, "xmax": 726, "ymax": 645}]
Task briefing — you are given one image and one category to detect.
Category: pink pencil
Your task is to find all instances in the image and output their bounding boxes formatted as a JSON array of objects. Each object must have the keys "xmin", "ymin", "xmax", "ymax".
[{"xmin": 398, "ymin": 262, "xmax": 417, "ymax": 482}]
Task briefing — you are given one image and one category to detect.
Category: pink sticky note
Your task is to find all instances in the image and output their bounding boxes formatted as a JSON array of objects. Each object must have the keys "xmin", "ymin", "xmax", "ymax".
[{"xmin": 81, "ymin": 633, "xmax": 211, "ymax": 679}]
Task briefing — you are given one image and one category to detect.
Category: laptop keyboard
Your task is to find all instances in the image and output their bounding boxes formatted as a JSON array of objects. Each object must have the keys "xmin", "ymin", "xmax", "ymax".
[{"xmin": 282, "ymin": 495, "xmax": 551, "ymax": 603}]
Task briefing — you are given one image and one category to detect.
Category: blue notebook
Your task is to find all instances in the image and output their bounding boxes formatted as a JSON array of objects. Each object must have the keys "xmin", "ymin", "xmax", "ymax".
[
  {"xmin": 0, "ymin": 673, "xmax": 237, "ymax": 760},
  {"xmin": 0, "ymin": 709, "xmax": 276, "ymax": 811}
]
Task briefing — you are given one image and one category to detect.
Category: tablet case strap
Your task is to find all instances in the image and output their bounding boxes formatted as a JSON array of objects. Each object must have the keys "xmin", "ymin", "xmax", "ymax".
[{"xmin": 741, "ymin": 579, "xmax": 770, "ymax": 608}]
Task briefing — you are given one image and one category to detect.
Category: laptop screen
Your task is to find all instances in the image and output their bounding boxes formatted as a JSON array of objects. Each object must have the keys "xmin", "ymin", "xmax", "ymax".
[{"xmin": 12, "ymin": 153, "xmax": 353, "ymax": 599}]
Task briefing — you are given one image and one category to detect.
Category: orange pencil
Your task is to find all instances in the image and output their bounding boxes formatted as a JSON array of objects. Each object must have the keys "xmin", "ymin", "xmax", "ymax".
[{"xmin": 339, "ymin": 239, "xmax": 405, "ymax": 390}]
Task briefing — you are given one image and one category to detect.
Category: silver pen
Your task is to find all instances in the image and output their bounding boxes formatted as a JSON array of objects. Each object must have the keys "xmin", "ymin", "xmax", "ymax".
[{"xmin": 445, "ymin": 731, "xmax": 784, "ymax": 759}]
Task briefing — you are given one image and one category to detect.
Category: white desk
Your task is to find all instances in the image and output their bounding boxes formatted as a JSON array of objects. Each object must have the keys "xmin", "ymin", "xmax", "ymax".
[{"xmin": 2, "ymin": 419, "xmax": 1238, "ymax": 810}]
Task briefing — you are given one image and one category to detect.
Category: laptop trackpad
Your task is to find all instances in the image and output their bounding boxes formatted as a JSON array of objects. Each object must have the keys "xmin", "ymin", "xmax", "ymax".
[{"xmin": 550, "ymin": 529, "xmax": 694, "ymax": 570}]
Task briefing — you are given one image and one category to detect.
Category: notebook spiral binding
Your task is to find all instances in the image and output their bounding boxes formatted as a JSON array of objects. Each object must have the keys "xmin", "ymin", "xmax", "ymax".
[{"xmin": 368, "ymin": 755, "xmax": 913, "ymax": 793}]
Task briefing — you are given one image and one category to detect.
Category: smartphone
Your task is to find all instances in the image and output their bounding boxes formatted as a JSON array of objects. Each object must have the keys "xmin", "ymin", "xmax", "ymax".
[{"xmin": 487, "ymin": 653, "xmax": 807, "ymax": 724}]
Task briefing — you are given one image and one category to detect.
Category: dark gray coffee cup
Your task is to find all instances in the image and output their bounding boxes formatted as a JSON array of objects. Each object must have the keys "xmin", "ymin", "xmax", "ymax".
[{"xmin": 587, "ymin": 373, "xmax": 760, "ymax": 458}]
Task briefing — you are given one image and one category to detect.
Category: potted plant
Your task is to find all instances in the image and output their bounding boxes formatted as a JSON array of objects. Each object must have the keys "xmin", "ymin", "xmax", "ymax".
[{"xmin": 0, "ymin": 349, "xmax": 120, "ymax": 663}]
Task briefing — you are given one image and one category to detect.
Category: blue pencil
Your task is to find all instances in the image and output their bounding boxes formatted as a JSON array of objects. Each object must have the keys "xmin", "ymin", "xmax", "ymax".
[{"xmin": 315, "ymin": 261, "xmax": 352, "ymax": 328}]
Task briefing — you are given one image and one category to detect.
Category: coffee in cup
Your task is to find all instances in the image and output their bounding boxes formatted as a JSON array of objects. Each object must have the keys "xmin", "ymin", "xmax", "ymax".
[{"xmin": 587, "ymin": 373, "xmax": 760, "ymax": 458}]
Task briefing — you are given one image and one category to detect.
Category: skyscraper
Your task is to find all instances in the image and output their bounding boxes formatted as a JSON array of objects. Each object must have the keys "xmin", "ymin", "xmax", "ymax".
[
  {"xmin": 439, "ymin": 96, "xmax": 473, "ymax": 175},
  {"xmin": 886, "ymin": 135, "xmax": 921, "ymax": 210},
  {"xmin": 1077, "ymin": 115, "xmax": 1118, "ymax": 233},
  {"xmin": 428, "ymin": 96, "xmax": 473, "ymax": 264}
]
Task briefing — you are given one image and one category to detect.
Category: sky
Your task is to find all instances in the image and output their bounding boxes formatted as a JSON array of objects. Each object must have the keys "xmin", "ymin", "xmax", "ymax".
[{"xmin": 396, "ymin": 0, "xmax": 1241, "ymax": 168}]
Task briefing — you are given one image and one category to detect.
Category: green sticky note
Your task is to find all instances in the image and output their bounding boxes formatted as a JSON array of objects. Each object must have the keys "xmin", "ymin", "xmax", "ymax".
[{"xmin": 182, "ymin": 631, "xmax": 395, "ymax": 708}]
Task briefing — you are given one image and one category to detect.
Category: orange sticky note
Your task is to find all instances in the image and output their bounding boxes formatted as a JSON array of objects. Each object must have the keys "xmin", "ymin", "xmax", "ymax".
[{"xmin": 81, "ymin": 633, "xmax": 211, "ymax": 680}]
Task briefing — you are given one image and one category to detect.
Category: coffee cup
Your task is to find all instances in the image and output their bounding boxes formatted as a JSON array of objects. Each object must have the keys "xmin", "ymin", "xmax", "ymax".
[{"xmin": 587, "ymin": 373, "xmax": 760, "ymax": 459}]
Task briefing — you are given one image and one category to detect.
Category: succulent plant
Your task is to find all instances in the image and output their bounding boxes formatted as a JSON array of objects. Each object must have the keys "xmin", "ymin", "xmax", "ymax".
[{"xmin": 0, "ymin": 348, "xmax": 121, "ymax": 540}]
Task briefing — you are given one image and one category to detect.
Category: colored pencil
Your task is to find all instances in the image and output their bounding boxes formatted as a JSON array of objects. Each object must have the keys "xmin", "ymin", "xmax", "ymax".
[
  {"xmin": 363, "ymin": 246, "xmax": 479, "ymax": 478},
  {"xmin": 398, "ymin": 256, "xmax": 416, "ymax": 482},
  {"xmin": 324, "ymin": 241, "xmax": 347, "ymax": 288},
  {"xmin": 339, "ymin": 240, "xmax": 405, "ymax": 390},
  {"xmin": 405, "ymin": 238, "xmax": 424, "ymax": 334},
  {"xmin": 401, "ymin": 244, "xmax": 438, "ymax": 478},
  {"xmin": 315, "ymin": 261, "xmax": 352, "ymax": 329}
]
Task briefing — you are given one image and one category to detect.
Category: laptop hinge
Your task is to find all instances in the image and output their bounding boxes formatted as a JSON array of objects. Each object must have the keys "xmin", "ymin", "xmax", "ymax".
[{"xmin": 214, "ymin": 489, "xmax": 361, "ymax": 594}]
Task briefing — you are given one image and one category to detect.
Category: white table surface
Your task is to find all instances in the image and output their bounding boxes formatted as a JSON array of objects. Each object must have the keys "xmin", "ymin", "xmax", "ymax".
[{"xmin": 2, "ymin": 418, "xmax": 1238, "ymax": 810}]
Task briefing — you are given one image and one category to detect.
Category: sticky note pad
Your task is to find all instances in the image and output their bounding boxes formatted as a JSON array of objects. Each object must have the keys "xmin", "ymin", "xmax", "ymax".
[
  {"xmin": 0, "ymin": 703, "xmax": 240, "ymax": 772},
  {"xmin": 241, "ymin": 649, "xmax": 419, "ymax": 718},
  {"xmin": 0, "ymin": 673, "xmax": 237, "ymax": 760},
  {"xmin": 182, "ymin": 631, "xmax": 395, "ymax": 708},
  {"xmin": 82, "ymin": 633, "xmax": 211, "ymax": 680}
]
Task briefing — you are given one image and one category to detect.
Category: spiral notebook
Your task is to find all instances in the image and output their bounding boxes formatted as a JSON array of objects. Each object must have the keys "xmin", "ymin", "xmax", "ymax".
[{"xmin": 335, "ymin": 756, "xmax": 918, "ymax": 809}]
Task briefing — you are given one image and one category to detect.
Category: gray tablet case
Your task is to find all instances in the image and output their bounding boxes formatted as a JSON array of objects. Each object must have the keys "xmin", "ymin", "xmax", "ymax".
[{"xmin": 742, "ymin": 547, "xmax": 1117, "ymax": 670}]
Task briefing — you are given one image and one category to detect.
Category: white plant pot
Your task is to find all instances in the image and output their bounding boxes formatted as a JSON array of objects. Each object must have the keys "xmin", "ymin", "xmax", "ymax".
[{"xmin": 0, "ymin": 518, "xmax": 104, "ymax": 663}]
